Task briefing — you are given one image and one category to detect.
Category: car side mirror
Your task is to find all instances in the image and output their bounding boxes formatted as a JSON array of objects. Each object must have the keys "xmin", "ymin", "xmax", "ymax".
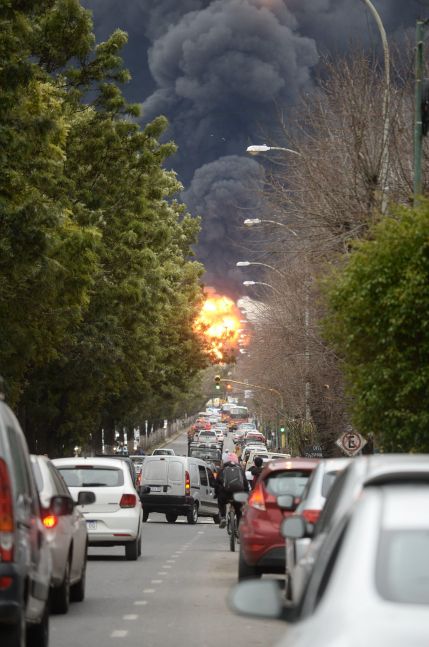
[
  {"xmin": 50, "ymin": 495, "xmax": 74, "ymax": 516},
  {"xmin": 281, "ymin": 515, "xmax": 306, "ymax": 540},
  {"xmin": 229, "ymin": 580, "xmax": 297, "ymax": 622},
  {"xmin": 233, "ymin": 492, "xmax": 249, "ymax": 504},
  {"xmin": 77, "ymin": 491, "xmax": 96, "ymax": 506}
]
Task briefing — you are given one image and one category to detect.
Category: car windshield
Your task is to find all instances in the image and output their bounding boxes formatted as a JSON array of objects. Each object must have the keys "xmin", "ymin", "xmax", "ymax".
[
  {"xmin": 376, "ymin": 529, "xmax": 429, "ymax": 605},
  {"xmin": 264, "ymin": 470, "xmax": 312, "ymax": 497},
  {"xmin": 58, "ymin": 467, "xmax": 124, "ymax": 487},
  {"xmin": 189, "ymin": 449, "xmax": 221, "ymax": 461}
]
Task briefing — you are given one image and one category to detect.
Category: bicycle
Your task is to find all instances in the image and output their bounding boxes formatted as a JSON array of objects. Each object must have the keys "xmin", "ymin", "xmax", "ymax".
[{"xmin": 226, "ymin": 501, "xmax": 239, "ymax": 552}]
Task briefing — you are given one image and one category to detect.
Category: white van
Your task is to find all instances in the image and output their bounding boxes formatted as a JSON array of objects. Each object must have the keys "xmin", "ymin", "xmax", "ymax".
[{"xmin": 140, "ymin": 455, "xmax": 219, "ymax": 524}]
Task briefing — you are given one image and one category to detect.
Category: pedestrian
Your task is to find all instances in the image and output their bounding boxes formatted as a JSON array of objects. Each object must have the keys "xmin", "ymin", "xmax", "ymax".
[
  {"xmin": 249, "ymin": 456, "xmax": 264, "ymax": 489},
  {"xmin": 215, "ymin": 452, "xmax": 249, "ymax": 528}
]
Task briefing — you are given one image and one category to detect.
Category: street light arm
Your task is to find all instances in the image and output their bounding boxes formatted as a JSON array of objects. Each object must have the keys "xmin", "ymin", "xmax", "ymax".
[
  {"xmin": 219, "ymin": 379, "xmax": 284, "ymax": 410},
  {"xmin": 246, "ymin": 144, "xmax": 301, "ymax": 156},
  {"xmin": 243, "ymin": 280, "xmax": 282, "ymax": 295},
  {"xmin": 236, "ymin": 260, "xmax": 287, "ymax": 278}
]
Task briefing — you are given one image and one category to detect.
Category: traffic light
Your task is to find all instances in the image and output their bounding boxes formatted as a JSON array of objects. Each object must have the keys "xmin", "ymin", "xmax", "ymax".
[
  {"xmin": 214, "ymin": 375, "xmax": 221, "ymax": 390},
  {"xmin": 280, "ymin": 426, "xmax": 285, "ymax": 434}
]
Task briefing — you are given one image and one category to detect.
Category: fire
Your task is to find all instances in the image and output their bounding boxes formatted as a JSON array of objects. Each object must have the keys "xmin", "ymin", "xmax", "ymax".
[{"xmin": 194, "ymin": 291, "xmax": 242, "ymax": 362}]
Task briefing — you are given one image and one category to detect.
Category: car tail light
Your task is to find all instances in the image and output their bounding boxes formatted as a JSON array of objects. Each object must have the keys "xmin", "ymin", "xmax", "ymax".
[
  {"xmin": 302, "ymin": 509, "xmax": 321, "ymax": 525},
  {"xmin": 120, "ymin": 494, "xmax": 137, "ymax": 508},
  {"xmin": 185, "ymin": 471, "xmax": 191, "ymax": 494},
  {"xmin": 248, "ymin": 481, "xmax": 266, "ymax": 511},
  {"xmin": 0, "ymin": 458, "xmax": 14, "ymax": 562},
  {"xmin": 43, "ymin": 514, "xmax": 59, "ymax": 529}
]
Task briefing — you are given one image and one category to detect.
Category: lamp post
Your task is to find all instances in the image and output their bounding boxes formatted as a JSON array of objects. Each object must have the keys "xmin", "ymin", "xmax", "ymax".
[
  {"xmin": 243, "ymin": 218, "xmax": 298, "ymax": 236},
  {"xmin": 360, "ymin": 0, "xmax": 390, "ymax": 215},
  {"xmin": 246, "ymin": 144, "xmax": 301, "ymax": 156},
  {"xmin": 236, "ymin": 260, "xmax": 287, "ymax": 278}
]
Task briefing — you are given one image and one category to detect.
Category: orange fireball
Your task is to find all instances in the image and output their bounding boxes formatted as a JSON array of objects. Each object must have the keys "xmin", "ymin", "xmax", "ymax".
[{"xmin": 194, "ymin": 291, "xmax": 242, "ymax": 362}]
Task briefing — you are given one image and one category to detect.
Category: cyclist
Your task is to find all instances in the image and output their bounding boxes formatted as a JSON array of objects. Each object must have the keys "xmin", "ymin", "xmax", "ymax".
[{"xmin": 215, "ymin": 452, "xmax": 249, "ymax": 528}]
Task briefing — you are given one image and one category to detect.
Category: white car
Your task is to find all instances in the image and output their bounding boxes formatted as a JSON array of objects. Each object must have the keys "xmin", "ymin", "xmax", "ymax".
[
  {"xmin": 231, "ymin": 484, "xmax": 429, "ymax": 647},
  {"xmin": 152, "ymin": 448, "xmax": 175, "ymax": 456},
  {"xmin": 53, "ymin": 457, "xmax": 143, "ymax": 561}
]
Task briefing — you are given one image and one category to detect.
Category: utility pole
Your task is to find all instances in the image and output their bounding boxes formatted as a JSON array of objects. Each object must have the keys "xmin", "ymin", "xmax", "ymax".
[{"xmin": 414, "ymin": 20, "xmax": 429, "ymax": 202}]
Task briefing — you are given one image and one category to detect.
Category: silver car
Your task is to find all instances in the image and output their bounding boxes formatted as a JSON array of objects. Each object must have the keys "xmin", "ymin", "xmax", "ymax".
[
  {"xmin": 30, "ymin": 455, "xmax": 91, "ymax": 614},
  {"xmin": 231, "ymin": 484, "xmax": 429, "ymax": 647}
]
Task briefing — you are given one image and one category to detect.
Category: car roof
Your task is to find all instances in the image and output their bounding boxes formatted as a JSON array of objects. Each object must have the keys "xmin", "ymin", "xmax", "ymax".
[
  {"xmin": 53, "ymin": 457, "xmax": 127, "ymax": 469},
  {"xmin": 261, "ymin": 457, "xmax": 320, "ymax": 475}
]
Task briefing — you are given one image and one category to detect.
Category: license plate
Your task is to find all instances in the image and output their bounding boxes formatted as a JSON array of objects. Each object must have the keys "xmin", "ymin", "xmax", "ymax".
[
  {"xmin": 150, "ymin": 486, "xmax": 162, "ymax": 493},
  {"xmin": 86, "ymin": 520, "xmax": 97, "ymax": 530}
]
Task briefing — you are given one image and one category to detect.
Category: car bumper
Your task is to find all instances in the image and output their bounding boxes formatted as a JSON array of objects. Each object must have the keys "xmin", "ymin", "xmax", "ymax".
[
  {"xmin": 82, "ymin": 509, "xmax": 141, "ymax": 545},
  {"xmin": 141, "ymin": 494, "xmax": 196, "ymax": 516},
  {"xmin": 0, "ymin": 564, "xmax": 22, "ymax": 624},
  {"xmin": 239, "ymin": 515, "xmax": 285, "ymax": 570}
]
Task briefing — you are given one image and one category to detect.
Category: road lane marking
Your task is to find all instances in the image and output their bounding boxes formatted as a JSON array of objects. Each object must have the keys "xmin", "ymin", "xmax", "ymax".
[
  {"xmin": 151, "ymin": 579, "xmax": 162, "ymax": 584},
  {"xmin": 162, "ymin": 565, "xmax": 172, "ymax": 569},
  {"xmin": 134, "ymin": 600, "xmax": 148, "ymax": 606},
  {"xmin": 123, "ymin": 615, "xmax": 138, "ymax": 621},
  {"xmin": 166, "ymin": 559, "xmax": 175, "ymax": 563},
  {"xmin": 111, "ymin": 630, "xmax": 128, "ymax": 638},
  {"xmin": 158, "ymin": 571, "xmax": 168, "ymax": 575},
  {"xmin": 143, "ymin": 588, "xmax": 155, "ymax": 593},
  {"xmin": 197, "ymin": 531, "xmax": 204, "ymax": 534}
]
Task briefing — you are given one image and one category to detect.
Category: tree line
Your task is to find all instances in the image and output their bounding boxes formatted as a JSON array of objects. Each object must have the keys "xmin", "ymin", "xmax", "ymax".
[
  {"xmin": 238, "ymin": 50, "xmax": 429, "ymax": 453},
  {"xmin": 0, "ymin": 0, "xmax": 208, "ymax": 454}
]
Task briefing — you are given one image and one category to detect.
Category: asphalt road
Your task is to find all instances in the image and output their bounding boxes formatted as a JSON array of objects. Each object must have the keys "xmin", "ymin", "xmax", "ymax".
[{"xmin": 51, "ymin": 431, "xmax": 287, "ymax": 647}]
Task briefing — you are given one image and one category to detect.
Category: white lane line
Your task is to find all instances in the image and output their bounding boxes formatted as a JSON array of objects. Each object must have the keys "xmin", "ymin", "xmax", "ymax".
[
  {"xmin": 158, "ymin": 571, "xmax": 168, "ymax": 576},
  {"xmin": 134, "ymin": 600, "xmax": 148, "ymax": 606},
  {"xmin": 111, "ymin": 630, "xmax": 128, "ymax": 638},
  {"xmin": 151, "ymin": 579, "xmax": 162, "ymax": 584},
  {"xmin": 166, "ymin": 559, "xmax": 175, "ymax": 563},
  {"xmin": 123, "ymin": 614, "xmax": 138, "ymax": 621},
  {"xmin": 162, "ymin": 565, "xmax": 172, "ymax": 569},
  {"xmin": 143, "ymin": 588, "xmax": 155, "ymax": 593},
  {"xmin": 197, "ymin": 531, "xmax": 204, "ymax": 534}
]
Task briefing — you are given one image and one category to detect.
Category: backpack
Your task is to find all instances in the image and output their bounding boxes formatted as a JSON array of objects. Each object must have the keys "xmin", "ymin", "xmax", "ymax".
[{"xmin": 222, "ymin": 464, "xmax": 245, "ymax": 493}]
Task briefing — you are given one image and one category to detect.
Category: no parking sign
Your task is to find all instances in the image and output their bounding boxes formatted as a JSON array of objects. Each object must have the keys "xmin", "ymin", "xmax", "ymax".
[{"xmin": 335, "ymin": 431, "xmax": 367, "ymax": 457}]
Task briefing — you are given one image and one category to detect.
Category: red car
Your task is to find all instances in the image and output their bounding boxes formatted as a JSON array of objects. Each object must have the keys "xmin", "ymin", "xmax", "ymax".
[{"xmin": 238, "ymin": 458, "xmax": 319, "ymax": 580}]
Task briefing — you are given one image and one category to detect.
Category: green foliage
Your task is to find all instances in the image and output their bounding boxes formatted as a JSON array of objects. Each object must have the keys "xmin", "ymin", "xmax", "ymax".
[
  {"xmin": 324, "ymin": 201, "xmax": 429, "ymax": 452},
  {"xmin": 0, "ymin": 0, "xmax": 207, "ymax": 453}
]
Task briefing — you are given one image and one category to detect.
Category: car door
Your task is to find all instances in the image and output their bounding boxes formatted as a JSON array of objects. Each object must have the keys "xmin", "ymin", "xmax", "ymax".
[{"xmin": 197, "ymin": 464, "xmax": 211, "ymax": 513}]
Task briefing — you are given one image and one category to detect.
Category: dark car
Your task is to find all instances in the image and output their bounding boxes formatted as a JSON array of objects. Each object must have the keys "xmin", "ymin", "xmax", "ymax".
[
  {"xmin": 238, "ymin": 458, "xmax": 318, "ymax": 580},
  {"xmin": 0, "ymin": 395, "xmax": 51, "ymax": 646}
]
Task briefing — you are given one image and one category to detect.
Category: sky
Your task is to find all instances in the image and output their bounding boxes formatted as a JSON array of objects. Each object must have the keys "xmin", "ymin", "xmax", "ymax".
[{"xmin": 82, "ymin": 0, "xmax": 425, "ymax": 298}]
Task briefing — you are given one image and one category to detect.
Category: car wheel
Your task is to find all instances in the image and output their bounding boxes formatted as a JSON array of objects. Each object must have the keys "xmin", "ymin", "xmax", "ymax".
[
  {"xmin": 51, "ymin": 559, "xmax": 71, "ymax": 614},
  {"xmin": 212, "ymin": 513, "xmax": 220, "ymax": 524},
  {"xmin": 70, "ymin": 547, "xmax": 87, "ymax": 603},
  {"xmin": 143, "ymin": 510, "xmax": 149, "ymax": 522},
  {"xmin": 238, "ymin": 548, "xmax": 261, "ymax": 581},
  {"xmin": 187, "ymin": 503, "xmax": 198, "ymax": 525},
  {"xmin": 165, "ymin": 513, "xmax": 178, "ymax": 523},
  {"xmin": 125, "ymin": 538, "xmax": 139, "ymax": 561},
  {"xmin": 27, "ymin": 601, "xmax": 49, "ymax": 647}
]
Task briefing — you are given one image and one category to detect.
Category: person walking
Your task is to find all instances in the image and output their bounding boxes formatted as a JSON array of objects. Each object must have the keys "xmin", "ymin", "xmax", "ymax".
[{"xmin": 215, "ymin": 453, "xmax": 249, "ymax": 528}]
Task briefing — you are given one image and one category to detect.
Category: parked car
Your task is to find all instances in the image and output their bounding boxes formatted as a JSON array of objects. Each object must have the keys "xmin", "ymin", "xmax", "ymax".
[
  {"xmin": 237, "ymin": 458, "xmax": 319, "ymax": 580},
  {"xmin": 283, "ymin": 457, "xmax": 351, "ymax": 600},
  {"xmin": 140, "ymin": 455, "xmax": 219, "ymax": 524},
  {"xmin": 283, "ymin": 453, "xmax": 429, "ymax": 604},
  {"xmin": 151, "ymin": 448, "xmax": 175, "ymax": 456},
  {"xmin": 30, "ymin": 455, "xmax": 93, "ymax": 614},
  {"xmin": 0, "ymin": 396, "xmax": 51, "ymax": 646},
  {"xmin": 231, "ymin": 484, "xmax": 429, "ymax": 647},
  {"xmin": 53, "ymin": 456, "xmax": 143, "ymax": 561}
]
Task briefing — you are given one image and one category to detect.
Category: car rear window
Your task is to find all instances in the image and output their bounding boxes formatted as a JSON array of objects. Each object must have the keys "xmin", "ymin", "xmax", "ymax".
[
  {"xmin": 58, "ymin": 467, "xmax": 124, "ymax": 487},
  {"xmin": 264, "ymin": 470, "xmax": 311, "ymax": 497},
  {"xmin": 376, "ymin": 529, "xmax": 429, "ymax": 605},
  {"xmin": 321, "ymin": 470, "xmax": 341, "ymax": 498}
]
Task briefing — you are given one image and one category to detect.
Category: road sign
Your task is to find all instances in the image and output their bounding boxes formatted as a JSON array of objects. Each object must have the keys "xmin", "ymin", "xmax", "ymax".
[{"xmin": 336, "ymin": 431, "xmax": 367, "ymax": 457}]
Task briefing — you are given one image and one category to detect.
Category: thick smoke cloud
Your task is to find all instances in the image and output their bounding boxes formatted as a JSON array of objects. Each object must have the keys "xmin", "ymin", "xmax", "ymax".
[
  {"xmin": 83, "ymin": 0, "xmax": 424, "ymax": 296},
  {"xmin": 183, "ymin": 155, "xmax": 265, "ymax": 297}
]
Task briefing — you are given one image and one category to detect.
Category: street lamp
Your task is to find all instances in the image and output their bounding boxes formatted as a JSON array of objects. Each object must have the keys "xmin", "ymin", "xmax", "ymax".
[
  {"xmin": 246, "ymin": 144, "xmax": 301, "ymax": 156},
  {"xmin": 243, "ymin": 280, "xmax": 281, "ymax": 295},
  {"xmin": 243, "ymin": 218, "xmax": 298, "ymax": 236},
  {"xmin": 236, "ymin": 260, "xmax": 287, "ymax": 278}
]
